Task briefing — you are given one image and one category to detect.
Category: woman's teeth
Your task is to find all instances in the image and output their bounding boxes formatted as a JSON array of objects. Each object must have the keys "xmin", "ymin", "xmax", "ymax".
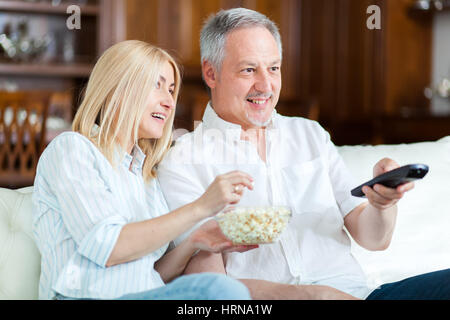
[{"xmin": 152, "ymin": 113, "xmax": 166, "ymax": 120}]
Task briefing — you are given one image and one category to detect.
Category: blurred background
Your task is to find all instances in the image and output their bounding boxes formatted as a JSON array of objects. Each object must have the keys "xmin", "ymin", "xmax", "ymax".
[{"xmin": 0, "ymin": 0, "xmax": 449, "ymax": 188}]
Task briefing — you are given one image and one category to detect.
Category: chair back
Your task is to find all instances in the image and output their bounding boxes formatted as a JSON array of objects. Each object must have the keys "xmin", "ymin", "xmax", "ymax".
[{"xmin": 0, "ymin": 91, "xmax": 50, "ymax": 188}]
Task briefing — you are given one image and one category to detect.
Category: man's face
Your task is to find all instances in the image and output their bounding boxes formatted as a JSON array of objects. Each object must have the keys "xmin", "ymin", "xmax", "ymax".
[{"xmin": 206, "ymin": 27, "xmax": 282, "ymax": 130}]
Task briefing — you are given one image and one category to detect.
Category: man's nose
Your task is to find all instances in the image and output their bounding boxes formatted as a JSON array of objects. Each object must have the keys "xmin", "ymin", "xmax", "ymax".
[{"xmin": 254, "ymin": 70, "xmax": 272, "ymax": 93}]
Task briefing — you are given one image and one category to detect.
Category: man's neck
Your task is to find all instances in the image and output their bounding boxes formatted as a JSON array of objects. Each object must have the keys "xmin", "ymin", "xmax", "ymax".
[
  {"xmin": 241, "ymin": 127, "xmax": 267, "ymax": 163},
  {"xmin": 240, "ymin": 126, "xmax": 265, "ymax": 141},
  {"xmin": 208, "ymin": 101, "xmax": 268, "ymax": 162}
]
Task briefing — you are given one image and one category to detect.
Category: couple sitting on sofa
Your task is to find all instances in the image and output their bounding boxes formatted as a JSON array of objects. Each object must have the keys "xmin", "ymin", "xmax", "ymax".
[{"xmin": 32, "ymin": 8, "xmax": 450, "ymax": 300}]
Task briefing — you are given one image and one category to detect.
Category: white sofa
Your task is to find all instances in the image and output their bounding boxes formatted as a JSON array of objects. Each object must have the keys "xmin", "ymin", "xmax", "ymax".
[{"xmin": 0, "ymin": 136, "xmax": 449, "ymax": 299}]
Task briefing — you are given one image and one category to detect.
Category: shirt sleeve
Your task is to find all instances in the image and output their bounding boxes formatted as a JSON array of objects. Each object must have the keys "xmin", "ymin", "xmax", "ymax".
[
  {"xmin": 157, "ymin": 141, "xmax": 208, "ymax": 246},
  {"xmin": 322, "ymin": 128, "xmax": 367, "ymax": 217},
  {"xmin": 41, "ymin": 133, "xmax": 127, "ymax": 268}
]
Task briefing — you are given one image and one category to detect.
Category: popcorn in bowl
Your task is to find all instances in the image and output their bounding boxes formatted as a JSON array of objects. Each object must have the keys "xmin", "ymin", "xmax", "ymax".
[{"xmin": 215, "ymin": 206, "xmax": 292, "ymax": 245}]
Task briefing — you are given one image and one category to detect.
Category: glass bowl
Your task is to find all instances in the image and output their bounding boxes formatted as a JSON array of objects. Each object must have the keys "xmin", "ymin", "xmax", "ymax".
[{"xmin": 215, "ymin": 206, "xmax": 292, "ymax": 245}]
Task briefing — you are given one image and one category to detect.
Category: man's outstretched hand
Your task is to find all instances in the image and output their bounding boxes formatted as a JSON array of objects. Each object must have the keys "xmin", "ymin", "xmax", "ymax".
[{"xmin": 362, "ymin": 158, "xmax": 415, "ymax": 210}]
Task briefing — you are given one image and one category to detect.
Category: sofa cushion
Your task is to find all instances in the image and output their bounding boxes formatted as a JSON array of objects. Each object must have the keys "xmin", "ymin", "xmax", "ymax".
[
  {"xmin": 338, "ymin": 136, "xmax": 450, "ymax": 290},
  {"xmin": 0, "ymin": 136, "xmax": 448, "ymax": 299},
  {"xmin": 0, "ymin": 187, "xmax": 40, "ymax": 300}
]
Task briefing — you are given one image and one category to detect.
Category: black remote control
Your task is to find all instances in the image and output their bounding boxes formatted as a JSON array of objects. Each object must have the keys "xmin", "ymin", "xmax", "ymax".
[{"xmin": 351, "ymin": 164, "xmax": 429, "ymax": 197}]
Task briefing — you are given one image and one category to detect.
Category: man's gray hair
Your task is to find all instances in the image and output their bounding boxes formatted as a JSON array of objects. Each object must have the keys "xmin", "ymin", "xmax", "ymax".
[{"xmin": 200, "ymin": 8, "xmax": 283, "ymax": 71}]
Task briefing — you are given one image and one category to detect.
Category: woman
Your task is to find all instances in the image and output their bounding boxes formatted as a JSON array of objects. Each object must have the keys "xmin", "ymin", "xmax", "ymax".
[{"xmin": 32, "ymin": 40, "xmax": 255, "ymax": 300}]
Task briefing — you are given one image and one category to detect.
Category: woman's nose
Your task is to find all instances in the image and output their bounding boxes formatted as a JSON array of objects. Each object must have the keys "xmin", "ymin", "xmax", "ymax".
[{"xmin": 161, "ymin": 92, "xmax": 175, "ymax": 110}]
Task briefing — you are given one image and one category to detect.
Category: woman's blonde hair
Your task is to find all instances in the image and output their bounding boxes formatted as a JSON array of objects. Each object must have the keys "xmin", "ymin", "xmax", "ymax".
[{"xmin": 72, "ymin": 40, "xmax": 181, "ymax": 182}]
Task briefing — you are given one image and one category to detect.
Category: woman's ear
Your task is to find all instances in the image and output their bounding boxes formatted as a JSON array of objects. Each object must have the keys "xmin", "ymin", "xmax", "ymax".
[{"xmin": 202, "ymin": 60, "xmax": 217, "ymax": 90}]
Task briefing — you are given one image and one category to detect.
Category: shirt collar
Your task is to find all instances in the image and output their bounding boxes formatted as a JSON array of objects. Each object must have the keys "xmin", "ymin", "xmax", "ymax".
[
  {"xmin": 202, "ymin": 102, "xmax": 278, "ymax": 141},
  {"xmin": 115, "ymin": 143, "xmax": 146, "ymax": 174},
  {"xmin": 91, "ymin": 125, "xmax": 146, "ymax": 174}
]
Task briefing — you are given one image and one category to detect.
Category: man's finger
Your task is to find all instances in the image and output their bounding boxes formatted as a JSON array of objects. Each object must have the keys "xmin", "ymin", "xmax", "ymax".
[
  {"xmin": 363, "ymin": 185, "xmax": 393, "ymax": 206},
  {"xmin": 373, "ymin": 158, "xmax": 399, "ymax": 177},
  {"xmin": 373, "ymin": 184, "xmax": 404, "ymax": 200},
  {"xmin": 397, "ymin": 182, "xmax": 415, "ymax": 193}
]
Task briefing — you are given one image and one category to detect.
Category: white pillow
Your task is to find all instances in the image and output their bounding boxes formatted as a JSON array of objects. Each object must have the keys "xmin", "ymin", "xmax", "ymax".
[{"xmin": 338, "ymin": 136, "xmax": 450, "ymax": 290}]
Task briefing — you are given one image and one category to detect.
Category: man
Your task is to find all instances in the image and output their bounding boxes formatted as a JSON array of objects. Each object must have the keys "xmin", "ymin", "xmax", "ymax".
[{"xmin": 157, "ymin": 8, "xmax": 450, "ymax": 299}]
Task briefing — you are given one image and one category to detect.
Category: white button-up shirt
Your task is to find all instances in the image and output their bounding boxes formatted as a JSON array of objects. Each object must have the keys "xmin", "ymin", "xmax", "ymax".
[
  {"xmin": 157, "ymin": 103, "xmax": 371, "ymax": 299},
  {"xmin": 32, "ymin": 132, "xmax": 170, "ymax": 299}
]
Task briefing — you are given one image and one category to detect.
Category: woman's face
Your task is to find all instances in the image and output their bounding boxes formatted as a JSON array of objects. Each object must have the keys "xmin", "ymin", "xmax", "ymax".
[{"xmin": 138, "ymin": 61, "xmax": 176, "ymax": 140}]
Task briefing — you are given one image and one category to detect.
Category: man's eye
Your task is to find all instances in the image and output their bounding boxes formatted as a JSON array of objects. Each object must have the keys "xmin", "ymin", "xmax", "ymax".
[
  {"xmin": 242, "ymin": 68, "xmax": 255, "ymax": 73},
  {"xmin": 271, "ymin": 66, "xmax": 280, "ymax": 72}
]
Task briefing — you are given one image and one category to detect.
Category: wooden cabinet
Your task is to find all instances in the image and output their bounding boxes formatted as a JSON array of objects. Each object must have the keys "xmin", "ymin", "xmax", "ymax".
[
  {"xmin": 294, "ymin": 0, "xmax": 435, "ymax": 145},
  {"xmin": 0, "ymin": 1, "xmax": 99, "ymax": 78},
  {"xmin": 0, "ymin": 0, "xmax": 117, "ymax": 126},
  {"xmin": 120, "ymin": 0, "xmax": 446, "ymax": 144},
  {"xmin": 122, "ymin": 0, "xmax": 311, "ymax": 130},
  {"xmin": 1, "ymin": 0, "xmax": 442, "ymax": 145}
]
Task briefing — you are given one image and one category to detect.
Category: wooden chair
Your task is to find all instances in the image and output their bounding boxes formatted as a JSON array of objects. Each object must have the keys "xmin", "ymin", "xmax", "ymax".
[{"xmin": 0, "ymin": 91, "xmax": 50, "ymax": 189}]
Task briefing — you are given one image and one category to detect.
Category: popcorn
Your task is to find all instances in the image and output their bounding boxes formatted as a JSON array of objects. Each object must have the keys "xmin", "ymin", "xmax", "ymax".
[{"xmin": 215, "ymin": 206, "xmax": 291, "ymax": 244}]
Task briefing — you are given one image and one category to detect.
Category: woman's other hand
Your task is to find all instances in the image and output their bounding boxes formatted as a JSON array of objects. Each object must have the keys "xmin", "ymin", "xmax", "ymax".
[{"xmin": 188, "ymin": 219, "xmax": 258, "ymax": 253}]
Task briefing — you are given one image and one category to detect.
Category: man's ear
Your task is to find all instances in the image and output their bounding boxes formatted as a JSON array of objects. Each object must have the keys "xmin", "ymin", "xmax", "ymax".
[{"xmin": 202, "ymin": 60, "xmax": 217, "ymax": 90}]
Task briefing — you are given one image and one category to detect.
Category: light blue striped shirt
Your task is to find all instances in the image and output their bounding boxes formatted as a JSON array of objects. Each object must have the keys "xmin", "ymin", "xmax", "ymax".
[{"xmin": 32, "ymin": 132, "xmax": 170, "ymax": 300}]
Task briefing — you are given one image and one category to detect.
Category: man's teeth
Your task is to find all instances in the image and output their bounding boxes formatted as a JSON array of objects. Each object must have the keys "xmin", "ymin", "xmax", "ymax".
[
  {"xmin": 248, "ymin": 99, "xmax": 267, "ymax": 105},
  {"xmin": 152, "ymin": 113, "xmax": 166, "ymax": 120}
]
